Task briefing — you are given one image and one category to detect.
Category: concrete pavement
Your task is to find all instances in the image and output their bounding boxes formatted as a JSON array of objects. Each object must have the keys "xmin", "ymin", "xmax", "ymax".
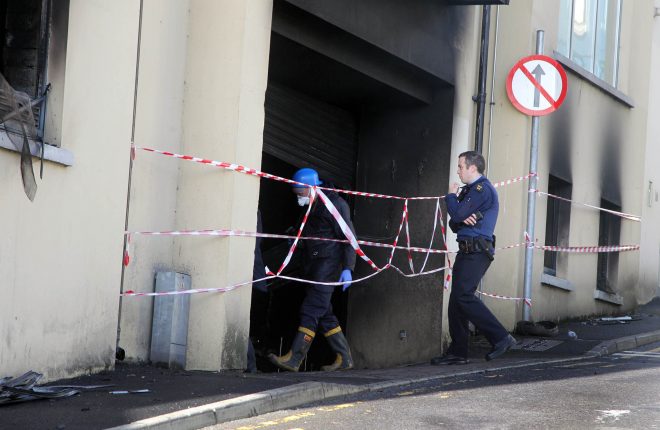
[{"xmin": 2, "ymin": 299, "xmax": 659, "ymax": 430}]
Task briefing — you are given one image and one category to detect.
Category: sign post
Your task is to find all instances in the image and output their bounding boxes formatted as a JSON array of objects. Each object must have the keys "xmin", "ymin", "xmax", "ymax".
[{"xmin": 505, "ymin": 30, "xmax": 568, "ymax": 321}]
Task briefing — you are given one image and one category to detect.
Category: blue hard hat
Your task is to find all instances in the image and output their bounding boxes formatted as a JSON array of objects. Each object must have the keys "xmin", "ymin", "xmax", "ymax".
[{"xmin": 292, "ymin": 168, "xmax": 322, "ymax": 187}]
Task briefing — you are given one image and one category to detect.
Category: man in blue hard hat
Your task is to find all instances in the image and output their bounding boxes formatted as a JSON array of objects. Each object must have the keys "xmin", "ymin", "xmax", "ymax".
[{"xmin": 268, "ymin": 167, "xmax": 356, "ymax": 372}]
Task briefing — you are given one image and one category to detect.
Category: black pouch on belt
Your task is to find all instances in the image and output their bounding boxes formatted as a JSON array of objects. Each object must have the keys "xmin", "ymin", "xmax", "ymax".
[{"xmin": 477, "ymin": 237, "xmax": 494, "ymax": 262}]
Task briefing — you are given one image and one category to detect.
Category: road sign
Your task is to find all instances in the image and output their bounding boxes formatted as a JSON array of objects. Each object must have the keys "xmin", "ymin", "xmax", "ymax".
[{"xmin": 506, "ymin": 54, "xmax": 567, "ymax": 116}]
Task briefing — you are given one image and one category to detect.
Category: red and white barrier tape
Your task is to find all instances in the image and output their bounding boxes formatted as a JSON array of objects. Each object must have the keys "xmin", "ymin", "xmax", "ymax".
[
  {"xmin": 122, "ymin": 264, "xmax": 451, "ymax": 297},
  {"xmin": 403, "ymin": 200, "xmax": 415, "ymax": 273},
  {"xmin": 419, "ymin": 199, "xmax": 442, "ymax": 274},
  {"xmin": 491, "ymin": 173, "xmax": 537, "ymax": 189},
  {"xmin": 136, "ymin": 146, "xmax": 534, "ymax": 201},
  {"xmin": 435, "ymin": 201, "xmax": 453, "ymax": 290},
  {"xmin": 123, "ymin": 234, "xmax": 131, "ymax": 267},
  {"xmin": 316, "ymin": 188, "xmax": 381, "ymax": 271},
  {"xmin": 537, "ymin": 244, "xmax": 639, "ymax": 253},
  {"xmin": 532, "ymin": 190, "xmax": 641, "ymax": 222},
  {"xmin": 276, "ymin": 188, "xmax": 316, "ymax": 275},
  {"xmin": 123, "ymin": 276, "xmax": 269, "ymax": 297},
  {"xmin": 125, "ymin": 229, "xmax": 456, "ymax": 255},
  {"xmin": 127, "ymin": 145, "xmax": 640, "ymax": 305},
  {"xmin": 476, "ymin": 291, "xmax": 532, "ymax": 307}
]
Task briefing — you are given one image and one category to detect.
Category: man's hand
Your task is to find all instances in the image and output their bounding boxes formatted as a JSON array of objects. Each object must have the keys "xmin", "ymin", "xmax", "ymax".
[
  {"xmin": 450, "ymin": 182, "xmax": 461, "ymax": 195},
  {"xmin": 339, "ymin": 269, "xmax": 352, "ymax": 292},
  {"xmin": 462, "ymin": 213, "xmax": 478, "ymax": 226}
]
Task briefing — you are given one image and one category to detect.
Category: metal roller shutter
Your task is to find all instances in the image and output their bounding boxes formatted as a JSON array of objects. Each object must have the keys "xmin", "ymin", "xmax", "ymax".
[{"xmin": 263, "ymin": 83, "xmax": 357, "ymax": 189}]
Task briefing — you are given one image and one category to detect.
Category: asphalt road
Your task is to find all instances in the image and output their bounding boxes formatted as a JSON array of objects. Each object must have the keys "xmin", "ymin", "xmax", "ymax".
[{"xmin": 211, "ymin": 342, "xmax": 660, "ymax": 430}]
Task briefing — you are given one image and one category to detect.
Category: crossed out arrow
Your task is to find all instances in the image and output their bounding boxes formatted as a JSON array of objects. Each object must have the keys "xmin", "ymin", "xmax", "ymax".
[{"xmin": 531, "ymin": 64, "xmax": 545, "ymax": 107}]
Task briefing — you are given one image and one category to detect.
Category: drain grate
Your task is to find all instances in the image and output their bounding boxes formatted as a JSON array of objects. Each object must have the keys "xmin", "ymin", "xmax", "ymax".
[{"xmin": 511, "ymin": 338, "xmax": 564, "ymax": 352}]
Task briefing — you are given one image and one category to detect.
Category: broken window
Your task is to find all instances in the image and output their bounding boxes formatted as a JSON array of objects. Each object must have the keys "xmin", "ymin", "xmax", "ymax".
[
  {"xmin": 0, "ymin": 0, "xmax": 50, "ymax": 136},
  {"xmin": 0, "ymin": 0, "xmax": 69, "ymax": 200}
]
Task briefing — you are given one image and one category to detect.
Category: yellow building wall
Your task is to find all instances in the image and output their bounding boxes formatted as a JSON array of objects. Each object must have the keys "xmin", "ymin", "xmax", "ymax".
[{"xmin": 0, "ymin": 1, "xmax": 140, "ymax": 381}]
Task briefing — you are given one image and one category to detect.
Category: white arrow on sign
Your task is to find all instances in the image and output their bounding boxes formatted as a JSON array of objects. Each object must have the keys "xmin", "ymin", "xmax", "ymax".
[{"xmin": 506, "ymin": 55, "xmax": 568, "ymax": 116}]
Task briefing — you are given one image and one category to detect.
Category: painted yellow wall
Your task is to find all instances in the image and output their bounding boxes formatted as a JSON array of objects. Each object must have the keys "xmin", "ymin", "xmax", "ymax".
[
  {"xmin": 638, "ymin": 0, "xmax": 660, "ymax": 302},
  {"xmin": 480, "ymin": 0, "xmax": 654, "ymax": 326},
  {"xmin": 0, "ymin": 1, "xmax": 139, "ymax": 381},
  {"xmin": 120, "ymin": 0, "xmax": 273, "ymax": 370},
  {"xmin": 119, "ymin": 0, "xmax": 189, "ymax": 363}
]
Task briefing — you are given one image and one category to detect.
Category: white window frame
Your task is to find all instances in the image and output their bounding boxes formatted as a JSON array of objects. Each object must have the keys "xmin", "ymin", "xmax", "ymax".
[{"xmin": 558, "ymin": 0, "xmax": 622, "ymax": 88}]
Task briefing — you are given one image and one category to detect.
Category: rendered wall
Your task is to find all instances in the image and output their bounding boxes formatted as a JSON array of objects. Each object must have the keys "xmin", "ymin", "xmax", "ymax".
[
  {"xmin": 481, "ymin": 0, "xmax": 653, "ymax": 326},
  {"xmin": 121, "ymin": 0, "xmax": 273, "ymax": 370},
  {"xmin": 0, "ymin": 1, "xmax": 139, "ymax": 381},
  {"xmin": 638, "ymin": 0, "xmax": 660, "ymax": 301},
  {"xmin": 119, "ymin": 0, "xmax": 189, "ymax": 363}
]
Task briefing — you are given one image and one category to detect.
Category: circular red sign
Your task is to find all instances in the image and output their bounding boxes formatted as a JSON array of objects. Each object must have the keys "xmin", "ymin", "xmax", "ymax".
[{"xmin": 506, "ymin": 54, "xmax": 568, "ymax": 116}]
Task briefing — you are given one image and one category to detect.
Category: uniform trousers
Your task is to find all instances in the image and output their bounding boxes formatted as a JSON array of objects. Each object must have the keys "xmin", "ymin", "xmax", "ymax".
[
  {"xmin": 299, "ymin": 257, "xmax": 340, "ymax": 333},
  {"xmin": 447, "ymin": 251, "xmax": 508, "ymax": 358}
]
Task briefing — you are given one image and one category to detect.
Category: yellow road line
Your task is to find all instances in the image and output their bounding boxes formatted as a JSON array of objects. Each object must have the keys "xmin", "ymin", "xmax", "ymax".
[
  {"xmin": 317, "ymin": 403, "xmax": 356, "ymax": 412},
  {"xmin": 235, "ymin": 412, "xmax": 315, "ymax": 430},
  {"xmin": 234, "ymin": 404, "xmax": 358, "ymax": 429}
]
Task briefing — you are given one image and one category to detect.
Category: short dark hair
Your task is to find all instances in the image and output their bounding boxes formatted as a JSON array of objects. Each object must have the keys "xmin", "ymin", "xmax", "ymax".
[{"xmin": 459, "ymin": 151, "xmax": 485, "ymax": 174}]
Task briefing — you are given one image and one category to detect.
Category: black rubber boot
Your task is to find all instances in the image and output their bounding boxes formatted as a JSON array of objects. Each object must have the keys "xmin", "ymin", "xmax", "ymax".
[
  {"xmin": 321, "ymin": 327, "xmax": 354, "ymax": 371},
  {"xmin": 268, "ymin": 327, "xmax": 314, "ymax": 372}
]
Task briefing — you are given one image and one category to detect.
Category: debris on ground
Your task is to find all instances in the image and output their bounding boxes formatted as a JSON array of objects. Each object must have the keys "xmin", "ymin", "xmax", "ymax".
[
  {"xmin": 109, "ymin": 389, "xmax": 150, "ymax": 395},
  {"xmin": 0, "ymin": 371, "xmax": 112, "ymax": 406},
  {"xmin": 582, "ymin": 315, "xmax": 642, "ymax": 326},
  {"xmin": 515, "ymin": 320, "xmax": 559, "ymax": 337}
]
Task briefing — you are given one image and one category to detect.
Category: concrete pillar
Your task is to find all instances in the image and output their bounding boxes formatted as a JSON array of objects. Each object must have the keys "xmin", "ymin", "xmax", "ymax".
[{"xmin": 176, "ymin": 0, "xmax": 272, "ymax": 370}]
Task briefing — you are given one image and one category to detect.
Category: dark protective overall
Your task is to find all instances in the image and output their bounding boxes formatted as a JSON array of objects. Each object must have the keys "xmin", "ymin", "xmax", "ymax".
[
  {"xmin": 298, "ymin": 191, "xmax": 356, "ymax": 333},
  {"xmin": 269, "ymin": 191, "xmax": 356, "ymax": 372}
]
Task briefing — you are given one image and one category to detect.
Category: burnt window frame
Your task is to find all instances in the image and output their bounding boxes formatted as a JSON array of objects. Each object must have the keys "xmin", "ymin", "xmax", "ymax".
[
  {"xmin": 543, "ymin": 175, "xmax": 573, "ymax": 277},
  {"xmin": 0, "ymin": 0, "xmax": 51, "ymax": 140},
  {"xmin": 0, "ymin": 0, "xmax": 72, "ymax": 166},
  {"xmin": 596, "ymin": 198, "xmax": 621, "ymax": 293}
]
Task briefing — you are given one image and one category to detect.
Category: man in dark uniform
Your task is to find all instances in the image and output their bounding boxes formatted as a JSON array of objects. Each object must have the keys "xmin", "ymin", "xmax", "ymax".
[
  {"xmin": 268, "ymin": 168, "xmax": 355, "ymax": 372},
  {"xmin": 431, "ymin": 151, "xmax": 516, "ymax": 365}
]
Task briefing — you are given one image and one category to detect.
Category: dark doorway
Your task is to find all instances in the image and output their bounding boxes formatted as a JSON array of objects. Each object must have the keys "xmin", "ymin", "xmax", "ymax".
[{"xmin": 252, "ymin": 0, "xmax": 456, "ymax": 371}]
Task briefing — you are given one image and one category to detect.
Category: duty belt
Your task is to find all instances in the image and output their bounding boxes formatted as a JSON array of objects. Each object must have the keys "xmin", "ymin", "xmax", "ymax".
[{"xmin": 457, "ymin": 237, "xmax": 494, "ymax": 260}]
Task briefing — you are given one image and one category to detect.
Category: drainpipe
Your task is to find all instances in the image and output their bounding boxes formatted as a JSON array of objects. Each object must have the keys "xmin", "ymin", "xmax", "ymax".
[
  {"xmin": 116, "ymin": 0, "xmax": 144, "ymax": 360},
  {"xmin": 473, "ymin": 5, "xmax": 491, "ymax": 298},
  {"xmin": 485, "ymin": 5, "xmax": 501, "ymax": 176},
  {"xmin": 473, "ymin": 5, "xmax": 491, "ymax": 154}
]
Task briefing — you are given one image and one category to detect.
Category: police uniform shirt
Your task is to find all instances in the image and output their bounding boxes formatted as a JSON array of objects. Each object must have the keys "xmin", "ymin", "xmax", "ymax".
[{"xmin": 445, "ymin": 175, "xmax": 498, "ymax": 242}]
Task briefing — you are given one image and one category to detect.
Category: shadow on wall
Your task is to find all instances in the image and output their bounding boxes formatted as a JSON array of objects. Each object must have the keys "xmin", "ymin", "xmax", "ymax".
[{"xmin": 599, "ymin": 108, "xmax": 622, "ymax": 207}]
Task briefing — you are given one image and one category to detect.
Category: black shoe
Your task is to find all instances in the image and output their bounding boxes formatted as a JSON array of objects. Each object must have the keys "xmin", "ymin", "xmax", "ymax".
[
  {"xmin": 485, "ymin": 334, "xmax": 517, "ymax": 361},
  {"xmin": 430, "ymin": 354, "xmax": 469, "ymax": 365}
]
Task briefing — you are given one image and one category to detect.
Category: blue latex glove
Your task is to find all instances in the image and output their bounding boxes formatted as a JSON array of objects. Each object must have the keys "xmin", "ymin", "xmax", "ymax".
[{"xmin": 339, "ymin": 269, "xmax": 352, "ymax": 292}]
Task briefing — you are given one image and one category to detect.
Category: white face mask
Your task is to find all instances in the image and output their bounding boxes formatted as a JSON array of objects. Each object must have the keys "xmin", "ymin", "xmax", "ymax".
[{"xmin": 297, "ymin": 195, "xmax": 310, "ymax": 207}]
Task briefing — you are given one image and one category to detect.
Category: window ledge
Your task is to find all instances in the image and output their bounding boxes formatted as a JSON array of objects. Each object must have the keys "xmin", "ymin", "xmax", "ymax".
[
  {"xmin": 553, "ymin": 51, "xmax": 635, "ymax": 108},
  {"xmin": 594, "ymin": 289, "xmax": 624, "ymax": 306},
  {"xmin": 0, "ymin": 133, "xmax": 73, "ymax": 167},
  {"xmin": 541, "ymin": 273, "xmax": 574, "ymax": 292}
]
